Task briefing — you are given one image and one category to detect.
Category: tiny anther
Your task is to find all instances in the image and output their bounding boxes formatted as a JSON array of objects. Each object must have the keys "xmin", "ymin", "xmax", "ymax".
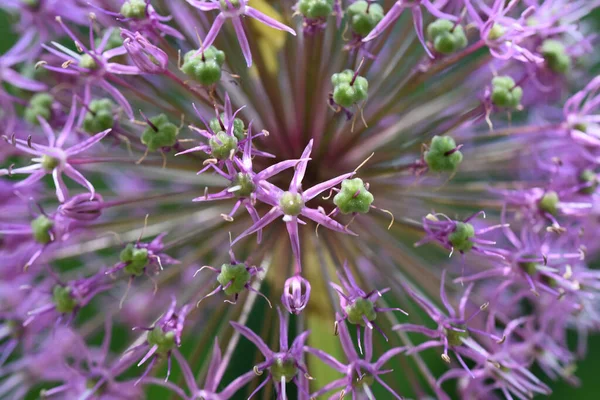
[
  {"xmin": 441, "ymin": 353, "xmax": 451, "ymax": 363},
  {"xmin": 62, "ymin": 59, "xmax": 75, "ymax": 68},
  {"xmin": 480, "ymin": 302, "xmax": 489, "ymax": 310},
  {"xmin": 27, "ymin": 135, "xmax": 33, "ymax": 148},
  {"xmin": 496, "ymin": 335, "xmax": 506, "ymax": 344},
  {"xmin": 220, "ymin": 214, "xmax": 234, "ymax": 222},
  {"xmin": 253, "ymin": 366, "xmax": 263, "ymax": 375},
  {"xmin": 35, "ymin": 61, "xmax": 47, "ymax": 69}
]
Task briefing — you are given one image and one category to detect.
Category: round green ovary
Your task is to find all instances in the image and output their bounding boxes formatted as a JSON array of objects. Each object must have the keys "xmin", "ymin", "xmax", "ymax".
[
  {"xmin": 52, "ymin": 285, "xmax": 78, "ymax": 314},
  {"xmin": 120, "ymin": 0, "xmax": 147, "ymax": 18},
  {"xmin": 220, "ymin": 0, "xmax": 241, "ymax": 10},
  {"xmin": 210, "ymin": 114, "xmax": 245, "ymax": 140},
  {"xmin": 579, "ymin": 169, "xmax": 598, "ymax": 195},
  {"xmin": 217, "ymin": 264, "xmax": 251, "ymax": 295},
  {"xmin": 209, "ymin": 132, "xmax": 238, "ymax": 159},
  {"xmin": 298, "ymin": 0, "xmax": 333, "ymax": 20},
  {"xmin": 345, "ymin": 298, "xmax": 376, "ymax": 326},
  {"xmin": 25, "ymin": 93, "xmax": 53, "ymax": 125},
  {"xmin": 487, "ymin": 23, "xmax": 505, "ymax": 40},
  {"xmin": 541, "ymin": 40, "xmax": 570, "ymax": 74},
  {"xmin": 347, "ymin": 1, "xmax": 384, "ymax": 37},
  {"xmin": 79, "ymin": 54, "xmax": 98, "ymax": 70},
  {"xmin": 331, "ymin": 70, "xmax": 368, "ymax": 108},
  {"xmin": 31, "ymin": 215, "xmax": 54, "ymax": 244},
  {"xmin": 444, "ymin": 324, "xmax": 468, "ymax": 346},
  {"xmin": 41, "ymin": 154, "xmax": 60, "ymax": 171},
  {"xmin": 491, "ymin": 76, "xmax": 523, "ymax": 109},
  {"xmin": 333, "ymin": 178, "xmax": 374, "ymax": 214},
  {"xmin": 427, "ymin": 19, "xmax": 467, "ymax": 54},
  {"xmin": 448, "ymin": 222, "xmax": 475, "ymax": 252},
  {"xmin": 120, "ymin": 244, "xmax": 149, "ymax": 276},
  {"xmin": 230, "ymin": 173, "xmax": 255, "ymax": 197},
  {"xmin": 424, "ymin": 135, "xmax": 463, "ymax": 172},
  {"xmin": 83, "ymin": 99, "xmax": 115, "ymax": 133},
  {"xmin": 538, "ymin": 191, "xmax": 559, "ymax": 216},
  {"xmin": 147, "ymin": 326, "xmax": 176, "ymax": 354},
  {"xmin": 352, "ymin": 369, "xmax": 375, "ymax": 388},
  {"xmin": 181, "ymin": 47, "xmax": 225, "ymax": 86},
  {"xmin": 141, "ymin": 114, "xmax": 178, "ymax": 151},
  {"xmin": 270, "ymin": 357, "xmax": 298, "ymax": 382},
  {"xmin": 279, "ymin": 191, "xmax": 304, "ymax": 216}
]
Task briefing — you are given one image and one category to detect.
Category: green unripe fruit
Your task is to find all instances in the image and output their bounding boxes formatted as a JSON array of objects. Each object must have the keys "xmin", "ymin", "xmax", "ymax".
[
  {"xmin": 41, "ymin": 154, "xmax": 60, "ymax": 171},
  {"xmin": 487, "ymin": 23, "xmax": 505, "ymax": 40},
  {"xmin": 538, "ymin": 191, "xmax": 559, "ymax": 216},
  {"xmin": 217, "ymin": 264, "xmax": 252, "ymax": 296},
  {"xmin": 120, "ymin": 0, "xmax": 147, "ymax": 18},
  {"xmin": 209, "ymin": 131, "xmax": 238, "ymax": 159},
  {"xmin": 333, "ymin": 178, "xmax": 374, "ymax": 214},
  {"xmin": 31, "ymin": 215, "xmax": 54, "ymax": 244},
  {"xmin": 347, "ymin": 1, "xmax": 384, "ymax": 37},
  {"xmin": 120, "ymin": 243, "xmax": 149, "ymax": 276},
  {"xmin": 181, "ymin": 47, "xmax": 225, "ymax": 86},
  {"xmin": 541, "ymin": 39, "xmax": 570, "ymax": 74},
  {"xmin": 345, "ymin": 298, "xmax": 376, "ymax": 326},
  {"xmin": 579, "ymin": 169, "xmax": 598, "ymax": 195},
  {"xmin": 448, "ymin": 222, "xmax": 475, "ymax": 252},
  {"xmin": 424, "ymin": 135, "xmax": 463, "ymax": 173},
  {"xmin": 147, "ymin": 326, "xmax": 176, "ymax": 354},
  {"xmin": 279, "ymin": 191, "xmax": 304, "ymax": 216},
  {"xmin": 426, "ymin": 19, "xmax": 467, "ymax": 54},
  {"xmin": 79, "ymin": 54, "xmax": 98, "ymax": 70},
  {"xmin": 209, "ymin": 114, "xmax": 245, "ymax": 140},
  {"xmin": 444, "ymin": 324, "xmax": 469, "ymax": 346},
  {"xmin": 298, "ymin": 0, "xmax": 333, "ymax": 20},
  {"xmin": 270, "ymin": 357, "xmax": 298, "ymax": 382},
  {"xmin": 24, "ymin": 93, "xmax": 53, "ymax": 125},
  {"xmin": 52, "ymin": 285, "xmax": 78, "ymax": 314},
  {"xmin": 331, "ymin": 70, "xmax": 368, "ymax": 108},
  {"xmin": 491, "ymin": 76, "xmax": 523, "ymax": 109},
  {"xmin": 230, "ymin": 173, "xmax": 255, "ymax": 197},
  {"xmin": 141, "ymin": 114, "xmax": 179, "ymax": 151},
  {"xmin": 83, "ymin": 99, "xmax": 115, "ymax": 134}
]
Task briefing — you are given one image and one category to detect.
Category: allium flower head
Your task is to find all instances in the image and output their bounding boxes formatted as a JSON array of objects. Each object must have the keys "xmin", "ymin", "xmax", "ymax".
[{"xmin": 2, "ymin": 0, "xmax": 600, "ymax": 399}]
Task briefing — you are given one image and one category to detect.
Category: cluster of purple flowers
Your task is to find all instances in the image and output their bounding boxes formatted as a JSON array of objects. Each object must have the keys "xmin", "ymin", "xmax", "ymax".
[{"xmin": 1, "ymin": 0, "xmax": 600, "ymax": 399}]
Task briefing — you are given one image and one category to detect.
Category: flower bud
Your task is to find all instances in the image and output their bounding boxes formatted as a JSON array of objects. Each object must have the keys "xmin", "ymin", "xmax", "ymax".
[
  {"xmin": 59, "ymin": 193, "xmax": 104, "ymax": 221},
  {"xmin": 122, "ymin": 30, "xmax": 168, "ymax": 74},
  {"xmin": 281, "ymin": 275, "xmax": 311, "ymax": 314}
]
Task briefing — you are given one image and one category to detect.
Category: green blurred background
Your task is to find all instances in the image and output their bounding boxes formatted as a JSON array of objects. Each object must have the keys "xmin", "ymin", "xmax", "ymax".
[{"xmin": 2, "ymin": 7, "xmax": 600, "ymax": 400}]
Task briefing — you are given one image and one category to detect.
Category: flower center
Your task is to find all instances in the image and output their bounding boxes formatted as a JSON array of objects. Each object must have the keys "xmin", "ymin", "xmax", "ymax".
[
  {"xmin": 345, "ymin": 297, "xmax": 376, "ymax": 326},
  {"xmin": 279, "ymin": 191, "xmax": 304, "ymax": 216},
  {"xmin": 270, "ymin": 357, "xmax": 298, "ymax": 382},
  {"xmin": 41, "ymin": 154, "xmax": 60, "ymax": 171},
  {"xmin": 230, "ymin": 173, "xmax": 255, "ymax": 198},
  {"xmin": 444, "ymin": 324, "xmax": 469, "ymax": 347}
]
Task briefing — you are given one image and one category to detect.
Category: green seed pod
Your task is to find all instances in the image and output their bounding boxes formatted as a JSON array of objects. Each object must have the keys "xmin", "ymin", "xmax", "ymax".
[
  {"xmin": 345, "ymin": 297, "xmax": 376, "ymax": 326},
  {"xmin": 538, "ymin": 191, "xmax": 559, "ymax": 216},
  {"xmin": 147, "ymin": 326, "xmax": 176, "ymax": 354},
  {"xmin": 444, "ymin": 324, "xmax": 469, "ymax": 346},
  {"xmin": 120, "ymin": 243, "xmax": 149, "ymax": 276},
  {"xmin": 52, "ymin": 285, "xmax": 78, "ymax": 314},
  {"xmin": 270, "ymin": 357, "xmax": 298, "ymax": 382},
  {"xmin": 491, "ymin": 76, "xmax": 523, "ymax": 109},
  {"xmin": 347, "ymin": 1, "xmax": 384, "ymax": 37},
  {"xmin": 83, "ymin": 99, "xmax": 115, "ymax": 134},
  {"xmin": 423, "ymin": 135, "xmax": 463, "ymax": 173},
  {"xmin": 219, "ymin": 0, "xmax": 241, "ymax": 9},
  {"xmin": 298, "ymin": 0, "xmax": 334, "ymax": 20},
  {"xmin": 426, "ymin": 19, "xmax": 467, "ymax": 54},
  {"xmin": 120, "ymin": 0, "xmax": 147, "ymax": 19},
  {"xmin": 209, "ymin": 131, "xmax": 238, "ymax": 159},
  {"xmin": 279, "ymin": 191, "xmax": 304, "ymax": 216},
  {"xmin": 448, "ymin": 222, "xmax": 475, "ymax": 252},
  {"xmin": 541, "ymin": 40, "xmax": 571, "ymax": 74},
  {"xmin": 24, "ymin": 93, "xmax": 53, "ymax": 125},
  {"xmin": 487, "ymin": 23, "xmax": 505, "ymax": 40},
  {"xmin": 31, "ymin": 215, "xmax": 54, "ymax": 244},
  {"xmin": 79, "ymin": 53, "xmax": 98, "ymax": 70},
  {"xmin": 331, "ymin": 69, "xmax": 368, "ymax": 108},
  {"xmin": 41, "ymin": 154, "xmax": 60, "ymax": 171},
  {"xmin": 579, "ymin": 169, "xmax": 598, "ymax": 195},
  {"xmin": 141, "ymin": 114, "xmax": 179, "ymax": 152},
  {"xmin": 230, "ymin": 173, "xmax": 255, "ymax": 197},
  {"xmin": 333, "ymin": 178, "xmax": 374, "ymax": 214},
  {"xmin": 217, "ymin": 264, "xmax": 252, "ymax": 296},
  {"xmin": 181, "ymin": 47, "xmax": 226, "ymax": 86},
  {"xmin": 209, "ymin": 114, "xmax": 245, "ymax": 140}
]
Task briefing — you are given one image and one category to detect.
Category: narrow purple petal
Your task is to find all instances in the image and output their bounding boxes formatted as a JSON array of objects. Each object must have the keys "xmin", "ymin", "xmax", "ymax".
[
  {"xmin": 245, "ymin": 7, "xmax": 296, "ymax": 35},
  {"xmin": 230, "ymin": 321, "xmax": 273, "ymax": 357},
  {"xmin": 232, "ymin": 18, "xmax": 252, "ymax": 67}
]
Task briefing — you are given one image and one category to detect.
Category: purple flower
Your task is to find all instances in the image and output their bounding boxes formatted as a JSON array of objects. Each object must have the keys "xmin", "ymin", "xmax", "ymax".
[
  {"xmin": 307, "ymin": 314, "xmax": 405, "ymax": 399},
  {"xmin": 281, "ymin": 274, "xmax": 311, "ymax": 314},
  {"xmin": 186, "ymin": 0, "xmax": 296, "ymax": 66},
  {"xmin": 121, "ymin": 29, "xmax": 169, "ymax": 74},
  {"xmin": 0, "ymin": 97, "xmax": 111, "ymax": 203},
  {"xmin": 229, "ymin": 308, "xmax": 311, "ymax": 399}
]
